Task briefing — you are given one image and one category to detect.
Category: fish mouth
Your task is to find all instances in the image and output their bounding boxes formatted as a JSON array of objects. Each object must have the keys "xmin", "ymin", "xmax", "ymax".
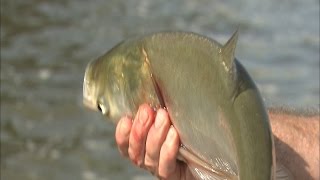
[
  {"xmin": 83, "ymin": 74, "xmax": 98, "ymax": 111},
  {"xmin": 83, "ymin": 98, "xmax": 98, "ymax": 111}
]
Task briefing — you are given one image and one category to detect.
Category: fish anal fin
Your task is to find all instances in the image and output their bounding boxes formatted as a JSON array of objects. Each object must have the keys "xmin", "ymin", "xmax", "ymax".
[
  {"xmin": 275, "ymin": 163, "xmax": 294, "ymax": 180},
  {"xmin": 220, "ymin": 29, "xmax": 239, "ymax": 72},
  {"xmin": 178, "ymin": 145, "xmax": 238, "ymax": 180},
  {"xmin": 189, "ymin": 166, "xmax": 228, "ymax": 180}
]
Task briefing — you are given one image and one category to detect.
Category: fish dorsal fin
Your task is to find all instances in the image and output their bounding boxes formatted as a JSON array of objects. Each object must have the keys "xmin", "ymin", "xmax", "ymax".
[
  {"xmin": 275, "ymin": 163, "xmax": 293, "ymax": 180},
  {"xmin": 220, "ymin": 29, "xmax": 239, "ymax": 72}
]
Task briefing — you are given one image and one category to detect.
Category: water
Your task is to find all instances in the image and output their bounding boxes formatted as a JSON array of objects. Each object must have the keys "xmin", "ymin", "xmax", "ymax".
[{"xmin": 1, "ymin": 0, "xmax": 319, "ymax": 179}]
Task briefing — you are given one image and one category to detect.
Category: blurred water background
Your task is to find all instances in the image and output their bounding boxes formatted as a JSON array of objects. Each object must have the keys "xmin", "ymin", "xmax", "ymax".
[{"xmin": 1, "ymin": 0, "xmax": 319, "ymax": 179}]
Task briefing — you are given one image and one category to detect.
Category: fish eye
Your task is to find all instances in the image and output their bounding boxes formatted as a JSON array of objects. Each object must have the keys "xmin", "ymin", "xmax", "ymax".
[
  {"xmin": 97, "ymin": 103, "xmax": 103, "ymax": 112},
  {"xmin": 97, "ymin": 97, "xmax": 109, "ymax": 116}
]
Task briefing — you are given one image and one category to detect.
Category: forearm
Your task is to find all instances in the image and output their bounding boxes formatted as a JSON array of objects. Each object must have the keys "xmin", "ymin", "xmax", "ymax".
[{"xmin": 269, "ymin": 109, "xmax": 319, "ymax": 180}]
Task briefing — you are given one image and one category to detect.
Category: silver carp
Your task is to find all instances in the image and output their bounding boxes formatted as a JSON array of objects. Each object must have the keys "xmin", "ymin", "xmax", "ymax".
[{"xmin": 83, "ymin": 30, "xmax": 275, "ymax": 180}]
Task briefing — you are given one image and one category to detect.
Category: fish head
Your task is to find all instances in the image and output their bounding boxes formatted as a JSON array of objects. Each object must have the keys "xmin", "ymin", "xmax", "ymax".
[
  {"xmin": 83, "ymin": 65, "xmax": 100, "ymax": 112},
  {"xmin": 83, "ymin": 58, "xmax": 111, "ymax": 116},
  {"xmin": 83, "ymin": 46, "xmax": 133, "ymax": 123}
]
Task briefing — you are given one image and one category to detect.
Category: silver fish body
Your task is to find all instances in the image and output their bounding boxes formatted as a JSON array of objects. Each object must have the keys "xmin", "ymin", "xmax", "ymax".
[{"xmin": 83, "ymin": 31, "xmax": 275, "ymax": 180}]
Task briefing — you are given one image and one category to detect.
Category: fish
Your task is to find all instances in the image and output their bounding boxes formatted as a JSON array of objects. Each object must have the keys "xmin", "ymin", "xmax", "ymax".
[{"xmin": 83, "ymin": 30, "xmax": 276, "ymax": 180}]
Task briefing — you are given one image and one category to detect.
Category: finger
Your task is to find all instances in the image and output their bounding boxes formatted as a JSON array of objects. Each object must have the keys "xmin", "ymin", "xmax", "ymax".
[
  {"xmin": 115, "ymin": 116, "xmax": 132, "ymax": 157},
  {"xmin": 144, "ymin": 109, "xmax": 171, "ymax": 173},
  {"xmin": 158, "ymin": 126, "xmax": 180, "ymax": 179},
  {"xmin": 128, "ymin": 104, "xmax": 155, "ymax": 167}
]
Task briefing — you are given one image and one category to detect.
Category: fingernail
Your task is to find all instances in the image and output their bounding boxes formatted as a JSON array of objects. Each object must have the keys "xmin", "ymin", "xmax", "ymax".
[
  {"xmin": 139, "ymin": 107, "xmax": 149, "ymax": 125},
  {"xmin": 155, "ymin": 110, "xmax": 165, "ymax": 129}
]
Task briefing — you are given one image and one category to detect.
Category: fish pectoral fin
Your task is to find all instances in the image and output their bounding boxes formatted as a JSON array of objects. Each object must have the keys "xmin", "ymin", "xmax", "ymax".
[
  {"xmin": 142, "ymin": 47, "xmax": 166, "ymax": 108},
  {"xmin": 275, "ymin": 163, "xmax": 293, "ymax": 180},
  {"xmin": 178, "ymin": 145, "xmax": 238, "ymax": 180}
]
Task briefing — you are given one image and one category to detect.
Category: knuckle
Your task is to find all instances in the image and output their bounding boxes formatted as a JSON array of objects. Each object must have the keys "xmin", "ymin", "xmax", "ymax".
[{"xmin": 131, "ymin": 127, "xmax": 144, "ymax": 144}]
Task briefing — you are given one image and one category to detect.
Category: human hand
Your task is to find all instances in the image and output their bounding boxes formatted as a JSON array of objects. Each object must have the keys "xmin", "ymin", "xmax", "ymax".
[
  {"xmin": 114, "ymin": 104, "xmax": 319, "ymax": 179},
  {"xmin": 115, "ymin": 104, "xmax": 194, "ymax": 179}
]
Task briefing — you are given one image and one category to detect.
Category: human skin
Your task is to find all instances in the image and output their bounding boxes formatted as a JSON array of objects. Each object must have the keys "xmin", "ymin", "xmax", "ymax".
[
  {"xmin": 115, "ymin": 104, "xmax": 319, "ymax": 180},
  {"xmin": 269, "ymin": 109, "xmax": 319, "ymax": 180}
]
